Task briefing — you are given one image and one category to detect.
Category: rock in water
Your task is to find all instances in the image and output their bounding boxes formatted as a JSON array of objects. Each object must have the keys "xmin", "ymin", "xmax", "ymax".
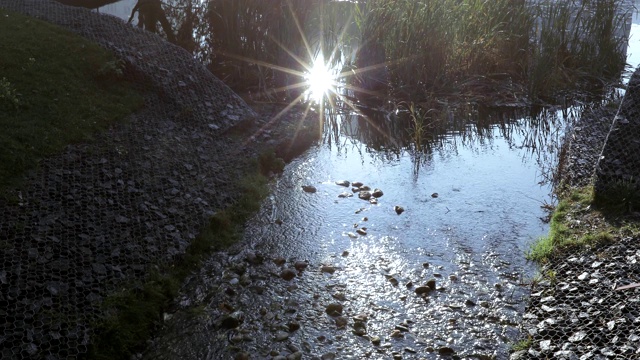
[
  {"xmin": 325, "ymin": 303, "xmax": 343, "ymax": 316},
  {"xmin": 359, "ymin": 191, "xmax": 372, "ymax": 200},
  {"xmin": 302, "ymin": 185, "xmax": 317, "ymax": 193},
  {"xmin": 394, "ymin": 206, "xmax": 405, "ymax": 214},
  {"xmin": 335, "ymin": 180, "xmax": 350, "ymax": 187},
  {"xmin": 415, "ymin": 286, "xmax": 432, "ymax": 295},
  {"xmin": 372, "ymin": 188, "xmax": 384, "ymax": 197},
  {"xmin": 280, "ymin": 269, "xmax": 296, "ymax": 280}
]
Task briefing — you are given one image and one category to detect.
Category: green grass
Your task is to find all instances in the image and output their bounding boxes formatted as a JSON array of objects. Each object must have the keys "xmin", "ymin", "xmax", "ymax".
[
  {"xmin": 0, "ymin": 9, "xmax": 144, "ymax": 191},
  {"xmin": 527, "ymin": 186, "xmax": 634, "ymax": 263}
]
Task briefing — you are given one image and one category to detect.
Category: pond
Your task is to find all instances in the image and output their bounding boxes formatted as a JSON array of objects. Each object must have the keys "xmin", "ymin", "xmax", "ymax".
[{"xmin": 95, "ymin": 0, "xmax": 640, "ymax": 358}]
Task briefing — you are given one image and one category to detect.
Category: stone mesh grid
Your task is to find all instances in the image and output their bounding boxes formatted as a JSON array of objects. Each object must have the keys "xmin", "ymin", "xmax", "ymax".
[
  {"xmin": 0, "ymin": 1, "xmax": 288, "ymax": 358},
  {"xmin": 513, "ymin": 69, "xmax": 640, "ymax": 359},
  {"xmin": 595, "ymin": 66, "xmax": 640, "ymax": 196},
  {"xmin": 516, "ymin": 237, "xmax": 640, "ymax": 359}
]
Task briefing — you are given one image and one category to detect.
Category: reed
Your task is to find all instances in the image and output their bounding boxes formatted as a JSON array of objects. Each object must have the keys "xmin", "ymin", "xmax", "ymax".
[{"xmin": 354, "ymin": 0, "xmax": 629, "ymax": 104}]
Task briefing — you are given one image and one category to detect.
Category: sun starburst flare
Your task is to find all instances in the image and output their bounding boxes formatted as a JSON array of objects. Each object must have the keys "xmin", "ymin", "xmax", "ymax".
[{"xmin": 228, "ymin": 0, "xmax": 410, "ymax": 150}]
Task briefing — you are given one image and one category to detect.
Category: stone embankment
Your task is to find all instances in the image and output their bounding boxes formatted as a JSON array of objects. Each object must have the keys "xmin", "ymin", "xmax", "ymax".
[
  {"xmin": 512, "ymin": 70, "xmax": 640, "ymax": 359},
  {"xmin": 0, "ymin": 1, "xmax": 317, "ymax": 359}
]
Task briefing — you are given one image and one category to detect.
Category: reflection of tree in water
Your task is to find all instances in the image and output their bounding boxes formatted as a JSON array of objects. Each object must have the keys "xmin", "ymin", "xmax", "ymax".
[{"xmin": 319, "ymin": 98, "xmax": 604, "ymax": 182}]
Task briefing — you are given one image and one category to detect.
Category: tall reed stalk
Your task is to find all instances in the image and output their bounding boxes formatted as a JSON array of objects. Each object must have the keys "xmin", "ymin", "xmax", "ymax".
[{"xmin": 354, "ymin": 0, "xmax": 629, "ymax": 104}]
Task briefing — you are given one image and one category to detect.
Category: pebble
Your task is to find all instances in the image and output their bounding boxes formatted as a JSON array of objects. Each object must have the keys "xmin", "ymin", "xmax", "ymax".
[
  {"xmin": 302, "ymin": 185, "xmax": 317, "ymax": 193},
  {"xmin": 335, "ymin": 316, "xmax": 348, "ymax": 328},
  {"xmin": 325, "ymin": 303, "xmax": 343, "ymax": 316},
  {"xmin": 275, "ymin": 331, "xmax": 289, "ymax": 341},
  {"xmin": 426, "ymin": 278, "xmax": 436, "ymax": 290},
  {"xmin": 321, "ymin": 352, "xmax": 336, "ymax": 360},
  {"xmin": 321, "ymin": 266, "xmax": 337, "ymax": 274},
  {"xmin": 358, "ymin": 191, "xmax": 372, "ymax": 200},
  {"xmin": 280, "ymin": 269, "xmax": 296, "ymax": 281},
  {"xmin": 287, "ymin": 321, "xmax": 301, "ymax": 332},
  {"xmin": 415, "ymin": 286, "xmax": 432, "ymax": 295}
]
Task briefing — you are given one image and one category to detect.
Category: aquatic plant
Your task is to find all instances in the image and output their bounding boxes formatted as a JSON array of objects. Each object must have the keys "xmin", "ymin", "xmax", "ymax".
[{"xmin": 354, "ymin": 0, "xmax": 629, "ymax": 104}]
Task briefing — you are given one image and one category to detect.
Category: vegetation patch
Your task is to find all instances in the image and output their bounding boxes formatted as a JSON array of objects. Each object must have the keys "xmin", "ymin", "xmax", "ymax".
[
  {"xmin": 528, "ymin": 185, "xmax": 640, "ymax": 264},
  {"xmin": 89, "ymin": 149, "xmax": 285, "ymax": 360},
  {"xmin": 0, "ymin": 8, "xmax": 144, "ymax": 192}
]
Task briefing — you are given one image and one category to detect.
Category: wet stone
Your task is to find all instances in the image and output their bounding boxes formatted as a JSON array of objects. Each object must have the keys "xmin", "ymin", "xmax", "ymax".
[
  {"xmin": 321, "ymin": 353, "xmax": 336, "ymax": 360},
  {"xmin": 321, "ymin": 266, "xmax": 336, "ymax": 274},
  {"xmin": 287, "ymin": 321, "xmax": 300, "ymax": 332},
  {"xmin": 335, "ymin": 180, "xmax": 350, "ymax": 187},
  {"xmin": 294, "ymin": 261, "xmax": 308, "ymax": 271},
  {"xmin": 438, "ymin": 346, "xmax": 456, "ymax": 356},
  {"xmin": 394, "ymin": 206, "xmax": 405, "ymax": 214},
  {"xmin": 275, "ymin": 331, "xmax": 289, "ymax": 341},
  {"xmin": 302, "ymin": 185, "xmax": 317, "ymax": 193},
  {"xmin": 325, "ymin": 303, "xmax": 343, "ymax": 316},
  {"xmin": 280, "ymin": 269, "xmax": 296, "ymax": 281},
  {"xmin": 335, "ymin": 316, "xmax": 348, "ymax": 328},
  {"xmin": 426, "ymin": 278, "xmax": 436, "ymax": 290},
  {"xmin": 415, "ymin": 286, "xmax": 432, "ymax": 295},
  {"xmin": 358, "ymin": 191, "xmax": 372, "ymax": 200}
]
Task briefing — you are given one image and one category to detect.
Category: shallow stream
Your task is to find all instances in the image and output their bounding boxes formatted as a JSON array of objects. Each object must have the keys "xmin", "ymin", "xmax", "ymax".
[{"xmin": 93, "ymin": 1, "xmax": 640, "ymax": 359}]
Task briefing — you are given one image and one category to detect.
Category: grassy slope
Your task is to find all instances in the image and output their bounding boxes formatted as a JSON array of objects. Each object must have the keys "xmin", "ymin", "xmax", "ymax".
[
  {"xmin": 0, "ymin": 8, "xmax": 143, "ymax": 192},
  {"xmin": 0, "ymin": 8, "xmax": 293, "ymax": 360}
]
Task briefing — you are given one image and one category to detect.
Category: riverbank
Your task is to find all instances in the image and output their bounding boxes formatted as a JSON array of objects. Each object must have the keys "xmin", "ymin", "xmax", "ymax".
[
  {"xmin": 0, "ymin": 1, "xmax": 320, "ymax": 359},
  {"xmin": 512, "ymin": 92, "xmax": 640, "ymax": 358}
]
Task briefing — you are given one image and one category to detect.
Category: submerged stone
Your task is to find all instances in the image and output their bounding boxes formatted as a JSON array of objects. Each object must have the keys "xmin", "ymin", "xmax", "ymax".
[
  {"xmin": 302, "ymin": 185, "xmax": 317, "ymax": 193},
  {"xmin": 325, "ymin": 303, "xmax": 343, "ymax": 316}
]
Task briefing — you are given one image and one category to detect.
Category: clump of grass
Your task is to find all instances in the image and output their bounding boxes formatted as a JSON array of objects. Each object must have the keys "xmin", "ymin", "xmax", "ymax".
[
  {"xmin": 399, "ymin": 101, "xmax": 434, "ymax": 149},
  {"xmin": 512, "ymin": 337, "xmax": 533, "ymax": 352},
  {"xmin": 0, "ymin": 9, "xmax": 144, "ymax": 192},
  {"xmin": 594, "ymin": 178, "xmax": 640, "ymax": 215},
  {"xmin": 528, "ymin": 187, "xmax": 595, "ymax": 262},
  {"xmin": 528, "ymin": 185, "xmax": 630, "ymax": 263},
  {"xmin": 89, "ymin": 150, "xmax": 283, "ymax": 359}
]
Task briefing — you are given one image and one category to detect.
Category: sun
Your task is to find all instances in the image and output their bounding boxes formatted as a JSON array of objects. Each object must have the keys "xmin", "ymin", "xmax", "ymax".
[{"xmin": 304, "ymin": 56, "xmax": 336, "ymax": 103}]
